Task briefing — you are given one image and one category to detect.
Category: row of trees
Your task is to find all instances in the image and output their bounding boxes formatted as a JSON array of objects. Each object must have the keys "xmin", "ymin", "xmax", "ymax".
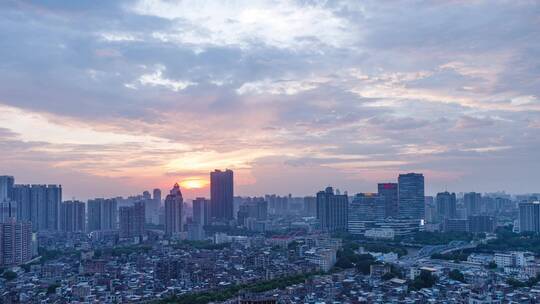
[
  {"xmin": 159, "ymin": 273, "xmax": 318, "ymax": 304},
  {"xmin": 475, "ymin": 228, "xmax": 540, "ymax": 255}
]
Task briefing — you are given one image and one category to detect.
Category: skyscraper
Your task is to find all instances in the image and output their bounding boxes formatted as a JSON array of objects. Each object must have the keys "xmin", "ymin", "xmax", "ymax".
[
  {"xmin": 465, "ymin": 192, "xmax": 482, "ymax": 216},
  {"xmin": 377, "ymin": 183, "xmax": 398, "ymax": 218},
  {"xmin": 351, "ymin": 193, "xmax": 385, "ymax": 220},
  {"xmin": 303, "ymin": 196, "xmax": 317, "ymax": 217},
  {"xmin": 12, "ymin": 184, "xmax": 61, "ymax": 232},
  {"xmin": 0, "ymin": 176, "xmax": 14, "ymax": 202},
  {"xmin": 192, "ymin": 197, "xmax": 210, "ymax": 226},
  {"xmin": 316, "ymin": 187, "xmax": 348, "ymax": 232},
  {"xmin": 436, "ymin": 191, "xmax": 457, "ymax": 221},
  {"xmin": 468, "ymin": 215, "xmax": 495, "ymax": 233},
  {"xmin": 153, "ymin": 188, "xmax": 161, "ymax": 205},
  {"xmin": 59, "ymin": 200, "xmax": 85, "ymax": 233},
  {"xmin": 119, "ymin": 201, "xmax": 145, "ymax": 239},
  {"xmin": 143, "ymin": 191, "xmax": 151, "ymax": 200},
  {"xmin": 165, "ymin": 183, "xmax": 183, "ymax": 237},
  {"xmin": 519, "ymin": 201, "xmax": 540, "ymax": 233},
  {"xmin": 0, "ymin": 220, "xmax": 32, "ymax": 267},
  {"xmin": 87, "ymin": 198, "xmax": 117, "ymax": 232},
  {"xmin": 210, "ymin": 169, "xmax": 234, "ymax": 222},
  {"xmin": 12, "ymin": 185, "xmax": 30, "ymax": 222},
  {"xmin": 398, "ymin": 173, "xmax": 425, "ymax": 220},
  {"xmin": 45, "ymin": 185, "xmax": 62, "ymax": 230},
  {"xmin": 0, "ymin": 201, "xmax": 17, "ymax": 223},
  {"xmin": 0, "ymin": 176, "xmax": 17, "ymax": 223}
]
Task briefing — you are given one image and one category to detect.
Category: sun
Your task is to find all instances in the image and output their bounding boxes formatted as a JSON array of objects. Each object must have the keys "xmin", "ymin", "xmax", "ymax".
[{"xmin": 179, "ymin": 178, "xmax": 208, "ymax": 189}]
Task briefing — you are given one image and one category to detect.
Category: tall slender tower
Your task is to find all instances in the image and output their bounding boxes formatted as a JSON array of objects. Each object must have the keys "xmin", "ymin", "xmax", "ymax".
[
  {"xmin": 210, "ymin": 169, "xmax": 234, "ymax": 222},
  {"xmin": 165, "ymin": 183, "xmax": 183, "ymax": 237}
]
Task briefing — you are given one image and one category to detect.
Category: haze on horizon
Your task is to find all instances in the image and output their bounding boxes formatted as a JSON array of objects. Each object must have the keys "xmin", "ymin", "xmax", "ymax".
[{"xmin": 0, "ymin": 0, "xmax": 539, "ymax": 200}]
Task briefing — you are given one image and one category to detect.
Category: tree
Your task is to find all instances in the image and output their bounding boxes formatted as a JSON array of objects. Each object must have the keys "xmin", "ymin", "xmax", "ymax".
[
  {"xmin": 2, "ymin": 270, "xmax": 17, "ymax": 281},
  {"xmin": 334, "ymin": 256, "xmax": 353, "ymax": 269},
  {"xmin": 487, "ymin": 261, "xmax": 497, "ymax": 269},
  {"xmin": 449, "ymin": 269, "xmax": 465, "ymax": 283},
  {"xmin": 507, "ymin": 278, "xmax": 527, "ymax": 288},
  {"xmin": 47, "ymin": 283, "xmax": 60, "ymax": 294},
  {"xmin": 409, "ymin": 270, "xmax": 437, "ymax": 290}
]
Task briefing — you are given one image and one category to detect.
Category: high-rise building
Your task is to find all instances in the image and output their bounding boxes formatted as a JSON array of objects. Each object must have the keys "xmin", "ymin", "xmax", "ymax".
[
  {"xmin": 12, "ymin": 184, "xmax": 61, "ymax": 232},
  {"xmin": 436, "ymin": 191, "xmax": 457, "ymax": 221},
  {"xmin": 352, "ymin": 193, "xmax": 385, "ymax": 221},
  {"xmin": 303, "ymin": 196, "xmax": 317, "ymax": 217},
  {"xmin": 468, "ymin": 215, "xmax": 495, "ymax": 233},
  {"xmin": 87, "ymin": 198, "xmax": 117, "ymax": 232},
  {"xmin": 348, "ymin": 193, "xmax": 384, "ymax": 234},
  {"xmin": 0, "ymin": 176, "xmax": 14, "ymax": 202},
  {"xmin": 153, "ymin": 188, "xmax": 162, "ymax": 204},
  {"xmin": 12, "ymin": 185, "xmax": 30, "ymax": 222},
  {"xmin": 265, "ymin": 194, "xmax": 289, "ymax": 215},
  {"xmin": 519, "ymin": 202, "xmax": 540, "ymax": 233},
  {"xmin": 237, "ymin": 199, "xmax": 268, "ymax": 226},
  {"xmin": 316, "ymin": 187, "xmax": 348, "ymax": 232},
  {"xmin": 146, "ymin": 188, "xmax": 162, "ymax": 225},
  {"xmin": 45, "ymin": 185, "xmax": 61, "ymax": 230},
  {"xmin": 465, "ymin": 192, "xmax": 482, "ymax": 216},
  {"xmin": 143, "ymin": 191, "xmax": 151, "ymax": 200},
  {"xmin": 0, "ymin": 220, "xmax": 32, "ymax": 267},
  {"xmin": 398, "ymin": 173, "xmax": 425, "ymax": 220},
  {"xmin": 192, "ymin": 197, "xmax": 210, "ymax": 226},
  {"xmin": 0, "ymin": 201, "xmax": 17, "ymax": 223},
  {"xmin": 119, "ymin": 201, "xmax": 145, "ymax": 239},
  {"xmin": 378, "ymin": 183, "xmax": 398, "ymax": 218},
  {"xmin": 59, "ymin": 201, "xmax": 85, "ymax": 233},
  {"xmin": 165, "ymin": 183, "xmax": 183, "ymax": 237},
  {"xmin": 424, "ymin": 196, "xmax": 437, "ymax": 223},
  {"xmin": 444, "ymin": 218, "xmax": 469, "ymax": 233},
  {"xmin": 210, "ymin": 169, "xmax": 234, "ymax": 222}
]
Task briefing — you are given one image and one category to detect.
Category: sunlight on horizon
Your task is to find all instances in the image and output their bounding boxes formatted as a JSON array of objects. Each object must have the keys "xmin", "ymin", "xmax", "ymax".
[{"xmin": 179, "ymin": 178, "xmax": 209, "ymax": 189}]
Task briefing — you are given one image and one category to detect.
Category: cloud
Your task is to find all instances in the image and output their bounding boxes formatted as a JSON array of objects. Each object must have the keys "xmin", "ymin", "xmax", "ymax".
[
  {"xmin": 455, "ymin": 115, "xmax": 495, "ymax": 129},
  {"xmin": 236, "ymin": 77, "xmax": 330, "ymax": 96},
  {"xmin": 127, "ymin": 65, "xmax": 195, "ymax": 91},
  {"xmin": 99, "ymin": 32, "xmax": 142, "ymax": 42},
  {"xmin": 0, "ymin": 0, "xmax": 539, "ymax": 197},
  {"xmin": 130, "ymin": 0, "xmax": 359, "ymax": 50}
]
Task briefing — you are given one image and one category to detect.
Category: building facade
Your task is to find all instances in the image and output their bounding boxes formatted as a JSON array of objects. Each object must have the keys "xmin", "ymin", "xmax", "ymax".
[
  {"xmin": 436, "ymin": 191, "xmax": 457, "ymax": 222},
  {"xmin": 0, "ymin": 220, "xmax": 32, "ymax": 267},
  {"xmin": 465, "ymin": 192, "xmax": 482, "ymax": 216},
  {"xmin": 398, "ymin": 173, "xmax": 425, "ymax": 221},
  {"xmin": 12, "ymin": 184, "xmax": 61, "ymax": 232},
  {"xmin": 119, "ymin": 201, "xmax": 145, "ymax": 239},
  {"xmin": 87, "ymin": 198, "xmax": 118, "ymax": 232},
  {"xmin": 59, "ymin": 200, "xmax": 85, "ymax": 233},
  {"xmin": 378, "ymin": 183, "xmax": 398, "ymax": 218},
  {"xmin": 192, "ymin": 197, "xmax": 210, "ymax": 226},
  {"xmin": 519, "ymin": 202, "xmax": 540, "ymax": 233},
  {"xmin": 210, "ymin": 169, "xmax": 234, "ymax": 222},
  {"xmin": 165, "ymin": 183, "xmax": 183, "ymax": 237},
  {"xmin": 316, "ymin": 187, "xmax": 348, "ymax": 232}
]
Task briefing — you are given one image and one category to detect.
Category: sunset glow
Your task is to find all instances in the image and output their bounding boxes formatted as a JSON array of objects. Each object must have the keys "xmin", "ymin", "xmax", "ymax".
[
  {"xmin": 0, "ymin": 0, "xmax": 538, "ymax": 200},
  {"xmin": 179, "ymin": 178, "xmax": 209, "ymax": 190}
]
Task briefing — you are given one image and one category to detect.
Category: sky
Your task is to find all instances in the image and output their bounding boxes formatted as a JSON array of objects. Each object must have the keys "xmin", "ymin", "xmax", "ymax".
[{"xmin": 0, "ymin": 0, "xmax": 539, "ymax": 200}]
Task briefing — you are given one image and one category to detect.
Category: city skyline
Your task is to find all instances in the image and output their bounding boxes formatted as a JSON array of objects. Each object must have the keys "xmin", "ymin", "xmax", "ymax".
[
  {"xmin": 0, "ymin": 1, "xmax": 539, "ymax": 200},
  {"xmin": 2, "ymin": 171, "xmax": 534, "ymax": 202}
]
